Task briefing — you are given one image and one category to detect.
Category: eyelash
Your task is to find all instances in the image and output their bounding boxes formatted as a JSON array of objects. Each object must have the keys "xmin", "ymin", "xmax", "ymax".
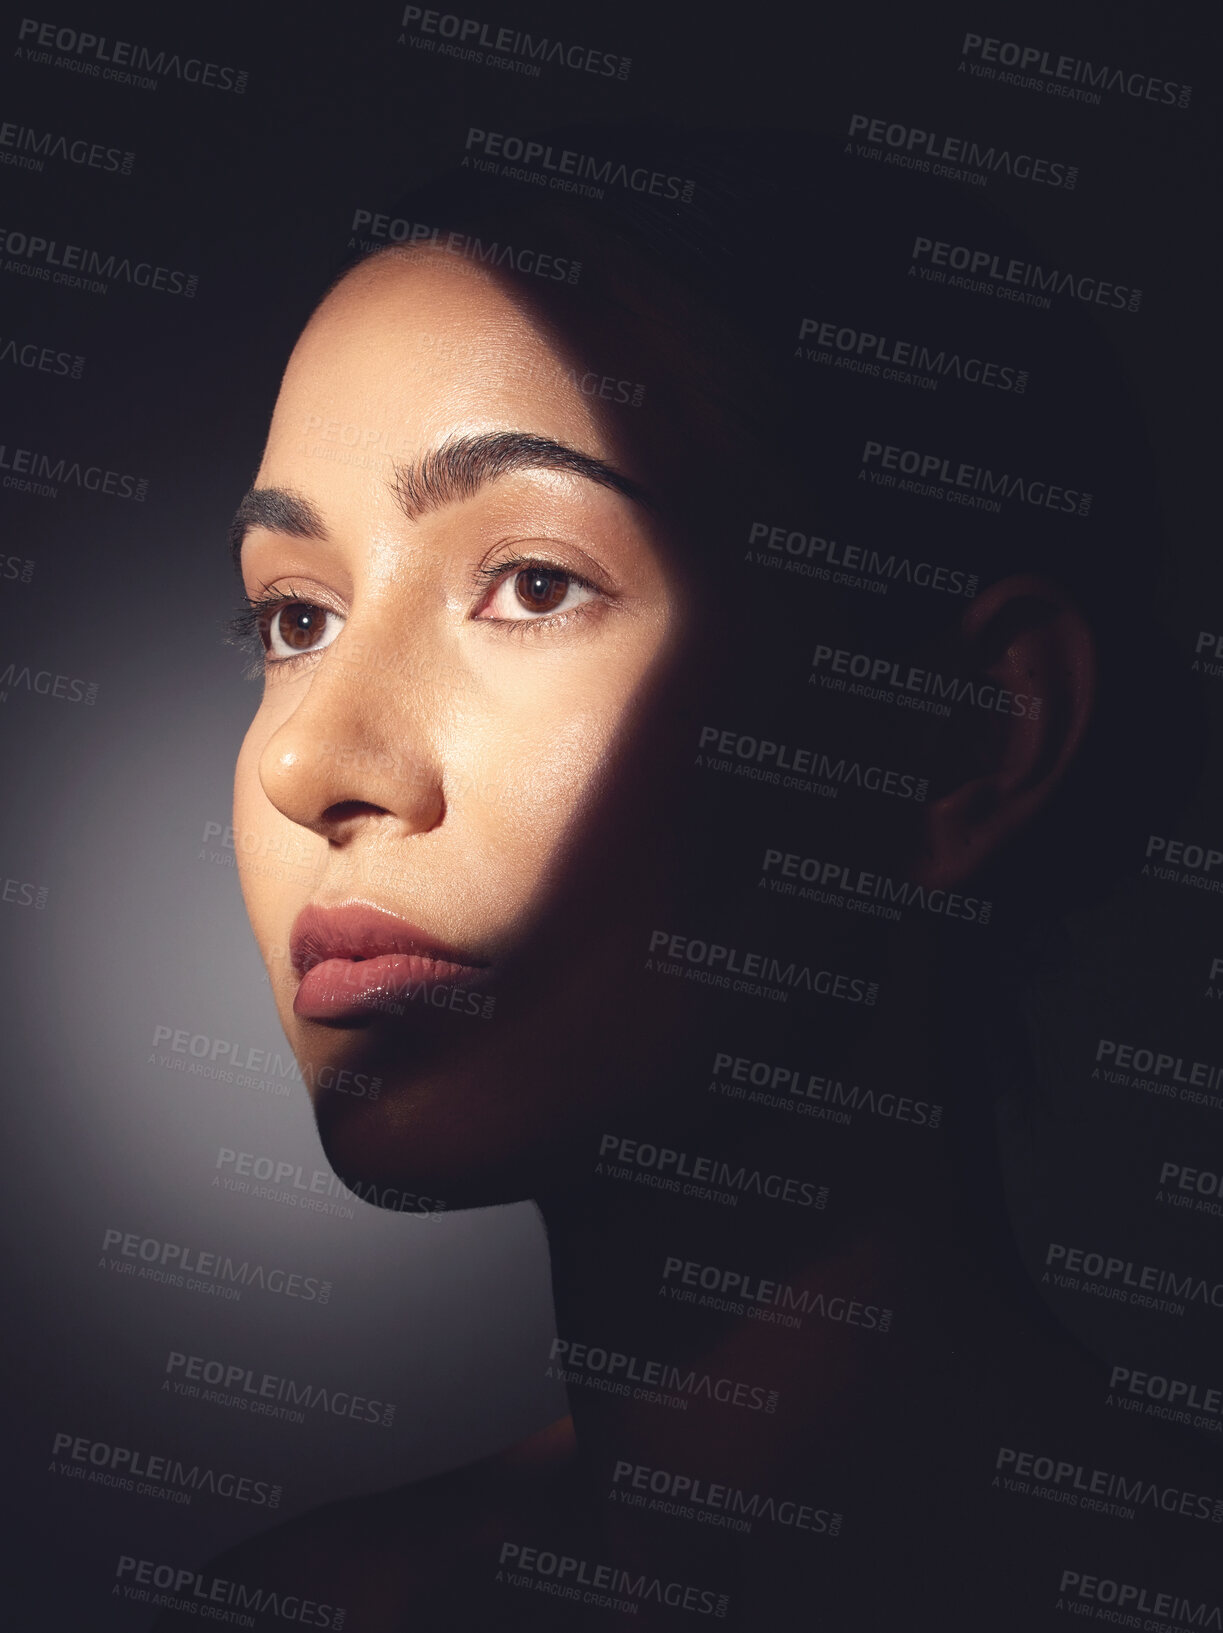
[
  {"xmin": 472, "ymin": 556, "xmax": 605, "ymax": 637},
  {"xmin": 227, "ymin": 589, "xmax": 319, "ymax": 678},
  {"xmin": 227, "ymin": 559, "xmax": 607, "ymax": 672},
  {"xmin": 227, "ymin": 593, "xmax": 280, "ymax": 678}
]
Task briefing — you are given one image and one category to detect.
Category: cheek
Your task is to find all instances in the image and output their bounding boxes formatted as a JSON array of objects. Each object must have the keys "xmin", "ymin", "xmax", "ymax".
[
  {"xmin": 454, "ymin": 659, "xmax": 640, "ymax": 870},
  {"xmin": 499, "ymin": 720, "xmax": 606, "ymax": 835}
]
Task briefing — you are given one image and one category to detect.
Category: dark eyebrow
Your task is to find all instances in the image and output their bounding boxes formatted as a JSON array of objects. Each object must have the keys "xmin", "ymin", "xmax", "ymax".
[
  {"xmin": 229, "ymin": 487, "xmax": 327, "ymax": 569},
  {"xmin": 229, "ymin": 431, "xmax": 655, "ymax": 570},
  {"xmin": 389, "ymin": 431, "xmax": 655, "ymax": 524}
]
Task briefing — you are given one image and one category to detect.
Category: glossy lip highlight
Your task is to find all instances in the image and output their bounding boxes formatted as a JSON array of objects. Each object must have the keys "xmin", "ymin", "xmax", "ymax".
[{"xmin": 289, "ymin": 902, "xmax": 490, "ymax": 1024}]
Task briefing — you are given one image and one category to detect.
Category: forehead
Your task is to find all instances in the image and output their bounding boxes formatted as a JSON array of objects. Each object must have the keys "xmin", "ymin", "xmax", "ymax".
[{"xmin": 268, "ymin": 249, "xmax": 609, "ymax": 458}]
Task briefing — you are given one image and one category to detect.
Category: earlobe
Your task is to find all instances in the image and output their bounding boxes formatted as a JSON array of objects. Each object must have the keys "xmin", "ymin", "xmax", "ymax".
[{"xmin": 914, "ymin": 574, "xmax": 1097, "ymax": 887}]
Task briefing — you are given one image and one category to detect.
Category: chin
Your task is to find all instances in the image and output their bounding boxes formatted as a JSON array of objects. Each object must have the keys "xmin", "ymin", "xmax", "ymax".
[
  {"xmin": 290, "ymin": 992, "xmax": 589, "ymax": 1212},
  {"xmin": 309, "ymin": 1060, "xmax": 559, "ymax": 1213},
  {"xmin": 276, "ymin": 905, "xmax": 700, "ymax": 1210}
]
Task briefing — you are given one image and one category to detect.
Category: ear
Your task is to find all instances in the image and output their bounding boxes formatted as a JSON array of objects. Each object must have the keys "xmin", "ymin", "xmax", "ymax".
[{"xmin": 913, "ymin": 574, "xmax": 1096, "ymax": 887}]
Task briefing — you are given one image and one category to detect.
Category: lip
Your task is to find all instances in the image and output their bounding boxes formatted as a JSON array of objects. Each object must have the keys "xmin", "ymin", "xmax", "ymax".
[{"xmin": 290, "ymin": 902, "xmax": 490, "ymax": 1023}]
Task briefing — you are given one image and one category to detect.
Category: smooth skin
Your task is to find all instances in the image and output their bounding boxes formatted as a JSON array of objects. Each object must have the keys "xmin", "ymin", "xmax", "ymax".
[{"xmin": 233, "ymin": 248, "xmax": 677, "ymax": 1186}]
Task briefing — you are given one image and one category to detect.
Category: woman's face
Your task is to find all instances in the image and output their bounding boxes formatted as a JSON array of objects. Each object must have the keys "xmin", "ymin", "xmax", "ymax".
[{"xmin": 232, "ymin": 248, "xmax": 681, "ymax": 1205}]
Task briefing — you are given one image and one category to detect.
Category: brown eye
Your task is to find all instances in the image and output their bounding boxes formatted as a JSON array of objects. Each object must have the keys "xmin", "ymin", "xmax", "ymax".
[
  {"xmin": 513, "ymin": 568, "xmax": 570, "ymax": 614},
  {"xmin": 274, "ymin": 603, "xmax": 328, "ymax": 650},
  {"xmin": 264, "ymin": 600, "xmax": 343, "ymax": 660},
  {"xmin": 474, "ymin": 562, "xmax": 597, "ymax": 624}
]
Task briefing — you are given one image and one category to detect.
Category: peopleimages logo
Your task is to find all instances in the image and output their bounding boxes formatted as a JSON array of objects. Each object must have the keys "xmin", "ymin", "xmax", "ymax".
[
  {"xmin": 0, "ymin": 224, "xmax": 198, "ymax": 297},
  {"xmin": 100, "ymin": 1227, "xmax": 331, "ymax": 1304},
  {"xmin": 1, "ymin": 872, "xmax": 49, "ymax": 908},
  {"xmin": 1160, "ymin": 1161, "xmax": 1223, "ymax": 1215},
  {"xmin": 994, "ymin": 1445, "xmax": 1223, "ymax": 1525},
  {"xmin": 761, "ymin": 845, "xmax": 992, "ymax": 925},
  {"xmin": 0, "ymin": 439, "xmax": 147, "ymax": 500},
  {"xmin": 164, "ymin": 1349, "xmax": 397, "ymax": 1427},
  {"xmin": 113, "ymin": 1557, "xmax": 342, "ymax": 1627},
  {"xmin": 860, "ymin": 440, "xmax": 1091, "ymax": 518},
  {"xmin": 463, "ymin": 127, "xmax": 696, "ymax": 204},
  {"xmin": 660, "ymin": 1255, "xmax": 892, "ymax": 1334},
  {"xmin": 810, "ymin": 641, "xmax": 1042, "ymax": 721},
  {"xmin": 497, "ymin": 1542, "xmax": 727, "ymax": 1618},
  {"xmin": 0, "ymin": 331, "xmax": 84, "ymax": 377},
  {"xmin": 349, "ymin": 207, "xmax": 581, "ymax": 283},
  {"xmin": 1095, "ymin": 1038, "xmax": 1223, "ymax": 1105},
  {"xmin": 798, "ymin": 315, "xmax": 1027, "ymax": 394},
  {"xmin": 50, "ymin": 1430, "xmax": 281, "ymax": 1510},
  {"xmin": 0, "ymin": 661, "xmax": 97, "ymax": 706},
  {"xmin": 215, "ymin": 1146, "xmax": 445, "ymax": 1221},
  {"xmin": 745, "ymin": 520, "xmax": 978, "ymax": 599},
  {"xmin": 1108, "ymin": 1362, "xmax": 1223, "ymax": 1434},
  {"xmin": 646, "ymin": 928, "xmax": 879, "ymax": 1006},
  {"xmin": 0, "ymin": 119, "xmax": 134, "ymax": 175},
  {"xmin": 911, "ymin": 235, "xmax": 1141, "ymax": 314},
  {"xmin": 598, "ymin": 1132, "xmax": 828, "ymax": 1210},
  {"xmin": 398, "ymin": 7, "xmax": 631, "ymax": 80},
  {"xmin": 847, "ymin": 112, "xmax": 1077, "ymax": 189},
  {"xmin": 1057, "ymin": 1570, "xmax": 1221, "ymax": 1627},
  {"xmin": 697, "ymin": 723, "xmax": 929, "ymax": 802},
  {"xmin": 15, "ymin": 19, "xmax": 249, "ymax": 93},
  {"xmin": 1195, "ymin": 630, "xmax": 1223, "ymax": 672},
  {"xmin": 959, "ymin": 33, "xmax": 1192, "ymax": 110},
  {"xmin": 611, "ymin": 1460, "xmax": 843, "ymax": 1539},
  {"xmin": 548, "ymin": 1337, "xmax": 779, "ymax": 1415},
  {"xmin": 150, "ymin": 1021, "xmax": 383, "ymax": 1098},
  {"xmin": 1144, "ymin": 834, "xmax": 1223, "ymax": 897},
  {"xmin": 710, "ymin": 1050, "xmax": 943, "ymax": 1130},
  {"xmin": 1044, "ymin": 1242, "xmax": 1223, "ymax": 1316}
]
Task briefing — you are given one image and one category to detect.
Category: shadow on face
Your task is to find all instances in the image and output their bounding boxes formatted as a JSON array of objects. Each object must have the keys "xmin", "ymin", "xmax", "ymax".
[
  {"xmin": 229, "ymin": 156, "xmax": 1192, "ymax": 1214},
  {"xmin": 231, "ymin": 248, "xmax": 766, "ymax": 1207}
]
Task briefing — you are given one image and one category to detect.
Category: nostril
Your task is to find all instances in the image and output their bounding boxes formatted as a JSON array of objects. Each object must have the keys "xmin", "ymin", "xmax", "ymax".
[{"xmin": 323, "ymin": 799, "xmax": 391, "ymax": 825}]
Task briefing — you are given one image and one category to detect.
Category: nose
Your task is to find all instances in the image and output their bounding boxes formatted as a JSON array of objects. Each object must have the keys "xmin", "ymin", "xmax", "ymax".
[{"xmin": 257, "ymin": 641, "xmax": 446, "ymax": 845}]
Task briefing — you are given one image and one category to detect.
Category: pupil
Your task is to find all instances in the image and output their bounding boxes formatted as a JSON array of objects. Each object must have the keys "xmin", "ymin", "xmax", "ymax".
[
  {"xmin": 279, "ymin": 603, "xmax": 323, "ymax": 649},
  {"xmin": 515, "ymin": 569, "xmax": 568, "ymax": 613}
]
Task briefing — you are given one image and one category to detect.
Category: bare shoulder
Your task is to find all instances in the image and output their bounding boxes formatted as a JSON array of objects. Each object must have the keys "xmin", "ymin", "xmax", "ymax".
[{"xmin": 149, "ymin": 1417, "xmax": 581, "ymax": 1631}]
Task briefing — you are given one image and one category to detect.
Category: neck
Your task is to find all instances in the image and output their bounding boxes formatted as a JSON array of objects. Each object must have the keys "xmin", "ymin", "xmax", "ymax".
[{"xmin": 535, "ymin": 926, "xmax": 1089, "ymax": 1503}]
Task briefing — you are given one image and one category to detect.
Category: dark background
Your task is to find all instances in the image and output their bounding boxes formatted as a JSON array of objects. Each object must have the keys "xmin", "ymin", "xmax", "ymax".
[{"xmin": 0, "ymin": 0, "xmax": 1219, "ymax": 1623}]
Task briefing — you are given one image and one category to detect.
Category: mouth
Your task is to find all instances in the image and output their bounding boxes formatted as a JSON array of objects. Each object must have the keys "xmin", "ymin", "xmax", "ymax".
[{"xmin": 289, "ymin": 902, "xmax": 491, "ymax": 1024}]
